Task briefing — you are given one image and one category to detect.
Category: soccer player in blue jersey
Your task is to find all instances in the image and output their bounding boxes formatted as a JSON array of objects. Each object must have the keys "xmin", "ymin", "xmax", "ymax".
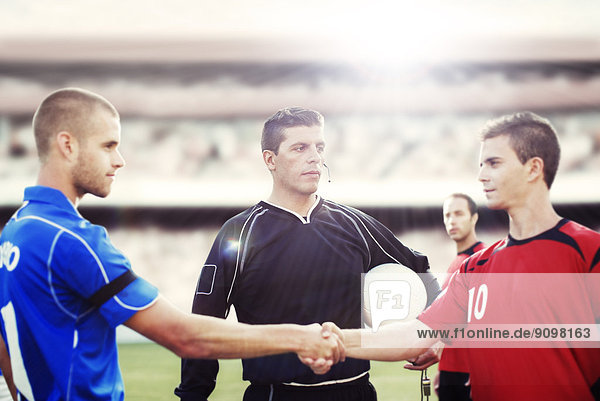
[
  {"xmin": 176, "ymin": 107, "xmax": 441, "ymax": 401},
  {"xmin": 0, "ymin": 88, "xmax": 345, "ymax": 401}
]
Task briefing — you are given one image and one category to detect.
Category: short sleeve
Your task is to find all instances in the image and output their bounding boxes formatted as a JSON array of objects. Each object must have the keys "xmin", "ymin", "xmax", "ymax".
[
  {"xmin": 53, "ymin": 226, "xmax": 158, "ymax": 327},
  {"xmin": 418, "ymin": 270, "xmax": 468, "ymax": 331}
]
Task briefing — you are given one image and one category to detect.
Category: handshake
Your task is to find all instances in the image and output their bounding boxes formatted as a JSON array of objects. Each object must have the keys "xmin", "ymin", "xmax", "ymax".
[
  {"xmin": 296, "ymin": 322, "xmax": 346, "ymax": 375},
  {"xmin": 294, "ymin": 320, "xmax": 439, "ymax": 375}
]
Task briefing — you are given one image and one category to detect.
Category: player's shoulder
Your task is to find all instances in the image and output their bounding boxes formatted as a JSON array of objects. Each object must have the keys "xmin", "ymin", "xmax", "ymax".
[
  {"xmin": 15, "ymin": 201, "xmax": 103, "ymax": 242},
  {"xmin": 559, "ymin": 220, "xmax": 600, "ymax": 270},
  {"xmin": 321, "ymin": 199, "xmax": 378, "ymax": 223},
  {"xmin": 320, "ymin": 198, "xmax": 353, "ymax": 212},
  {"xmin": 56, "ymin": 218, "xmax": 113, "ymax": 254},
  {"xmin": 462, "ymin": 239, "xmax": 506, "ymax": 273},
  {"xmin": 474, "ymin": 239, "xmax": 505, "ymax": 260},
  {"xmin": 555, "ymin": 219, "xmax": 600, "ymax": 255},
  {"xmin": 473, "ymin": 241, "xmax": 487, "ymax": 253},
  {"xmin": 15, "ymin": 212, "xmax": 114, "ymax": 265},
  {"xmin": 559, "ymin": 219, "xmax": 600, "ymax": 242}
]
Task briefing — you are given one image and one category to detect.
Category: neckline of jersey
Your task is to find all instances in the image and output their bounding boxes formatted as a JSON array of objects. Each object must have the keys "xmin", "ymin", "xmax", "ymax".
[
  {"xmin": 506, "ymin": 218, "xmax": 569, "ymax": 247},
  {"xmin": 23, "ymin": 185, "xmax": 82, "ymax": 218},
  {"xmin": 261, "ymin": 195, "xmax": 322, "ymax": 224},
  {"xmin": 458, "ymin": 241, "xmax": 484, "ymax": 256}
]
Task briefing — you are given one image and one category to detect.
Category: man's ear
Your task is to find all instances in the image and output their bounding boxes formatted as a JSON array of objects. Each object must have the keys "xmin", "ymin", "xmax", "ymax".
[
  {"xmin": 56, "ymin": 131, "xmax": 78, "ymax": 162},
  {"xmin": 471, "ymin": 212, "xmax": 479, "ymax": 226},
  {"xmin": 526, "ymin": 157, "xmax": 544, "ymax": 183},
  {"xmin": 263, "ymin": 149, "xmax": 276, "ymax": 171}
]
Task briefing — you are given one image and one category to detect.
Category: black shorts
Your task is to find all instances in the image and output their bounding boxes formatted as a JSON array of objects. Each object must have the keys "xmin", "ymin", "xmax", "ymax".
[
  {"xmin": 438, "ymin": 370, "xmax": 471, "ymax": 401},
  {"xmin": 243, "ymin": 375, "xmax": 377, "ymax": 401}
]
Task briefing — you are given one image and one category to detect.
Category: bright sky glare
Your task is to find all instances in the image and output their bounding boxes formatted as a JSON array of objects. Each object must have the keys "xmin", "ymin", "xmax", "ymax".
[{"xmin": 1, "ymin": 0, "xmax": 599, "ymax": 40}]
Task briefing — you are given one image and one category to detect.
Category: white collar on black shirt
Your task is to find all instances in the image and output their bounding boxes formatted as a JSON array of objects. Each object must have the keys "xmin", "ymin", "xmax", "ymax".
[{"xmin": 262, "ymin": 195, "xmax": 320, "ymax": 224}]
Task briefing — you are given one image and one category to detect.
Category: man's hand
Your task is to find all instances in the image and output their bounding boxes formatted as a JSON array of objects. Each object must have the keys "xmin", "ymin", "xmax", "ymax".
[
  {"xmin": 321, "ymin": 322, "xmax": 344, "ymax": 344},
  {"xmin": 297, "ymin": 322, "xmax": 346, "ymax": 374},
  {"xmin": 403, "ymin": 344, "xmax": 442, "ymax": 371}
]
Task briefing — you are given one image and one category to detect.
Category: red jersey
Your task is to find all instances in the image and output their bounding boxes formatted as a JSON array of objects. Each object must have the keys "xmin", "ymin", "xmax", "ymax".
[
  {"xmin": 419, "ymin": 219, "xmax": 600, "ymax": 401},
  {"xmin": 441, "ymin": 241, "xmax": 487, "ymax": 291},
  {"xmin": 439, "ymin": 241, "xmax": 486, "ymax": 373}
]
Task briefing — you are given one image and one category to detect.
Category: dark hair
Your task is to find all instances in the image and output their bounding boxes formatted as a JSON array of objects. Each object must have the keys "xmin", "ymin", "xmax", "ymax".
[
  {"xmin": 480, "ymin": 111, "xmax": 560, "ymax": 188},
  {"xmin": 261, "ymin": 107, "xmax": 324, "ymax": 154},
  {"xmin": 446, "ymin": 193, "xmax": 478, "ymax": 216},
  {"xmin": 33, "ymin": 88, "xmax": 119, "ymax": 161}
]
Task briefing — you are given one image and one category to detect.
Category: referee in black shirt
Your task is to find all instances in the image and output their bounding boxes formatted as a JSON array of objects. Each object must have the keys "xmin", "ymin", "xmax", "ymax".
[{"xmin": 176, "ymin": 107, "xmax": 440, "ymax": 401}]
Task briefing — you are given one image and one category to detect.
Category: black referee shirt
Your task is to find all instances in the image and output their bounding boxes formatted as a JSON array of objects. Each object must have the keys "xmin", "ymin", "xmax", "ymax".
[{"xmin": 176, "ymin": 197, "xmax": 440, "ymax": 400}]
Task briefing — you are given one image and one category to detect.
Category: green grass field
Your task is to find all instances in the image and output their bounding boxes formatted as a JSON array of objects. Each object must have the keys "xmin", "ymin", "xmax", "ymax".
[{"xmin": 119, "ymin": 342, "xmax": 439, "ymax": 400}]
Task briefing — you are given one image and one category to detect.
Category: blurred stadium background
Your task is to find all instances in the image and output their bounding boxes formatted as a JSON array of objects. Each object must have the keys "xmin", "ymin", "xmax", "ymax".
[{"xmin": 1, "ymin": 0, "xmax": 600, "ymax": 338}]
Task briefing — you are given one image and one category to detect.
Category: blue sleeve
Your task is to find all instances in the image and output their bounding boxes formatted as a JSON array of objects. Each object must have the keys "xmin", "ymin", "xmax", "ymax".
[{"xmin": 53, "ymin": 226, "xmax": 158, "ymax": 327}]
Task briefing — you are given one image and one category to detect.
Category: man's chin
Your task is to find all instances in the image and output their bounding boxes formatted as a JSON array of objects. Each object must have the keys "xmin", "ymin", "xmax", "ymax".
[
  {"xmin": 88, "ymin": 189, "xmax": 111, "ymax": 199},
  {"xmin": 75, "ymin": 184, "xmax": 112, "ymax": 202},
  {"xmin": 300, "ymin": 184, "xmax": 319, "ymax": 196},
  {"xmin": 450, "ymin": 233, "xmax": 467, "ymax": 242},
  {"xmin": 485, "ymin": 201, "xmax": 503, "ymax": 210}
]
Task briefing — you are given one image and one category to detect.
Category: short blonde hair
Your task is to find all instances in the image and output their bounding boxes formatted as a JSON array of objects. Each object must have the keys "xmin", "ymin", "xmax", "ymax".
[{"xmin": 32, "ymin": 88, "xmax": 119, "ymax": 161}]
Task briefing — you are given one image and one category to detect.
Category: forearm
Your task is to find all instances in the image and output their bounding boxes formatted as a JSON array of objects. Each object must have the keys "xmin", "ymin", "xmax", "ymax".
[
  {"xmin": 126, "ymin": 295, "xmax": 329, "ymax": 360},
  {"xmin": 343, "ymin": 320, "xmax": 435, "ymax": 361},
  {"xmin": 0, "ymin": 336, "xmax": 17, "ymax": 401},
  {"xmin": 176, "ymin": 314, "xmax": 315, "ymax": 359}
]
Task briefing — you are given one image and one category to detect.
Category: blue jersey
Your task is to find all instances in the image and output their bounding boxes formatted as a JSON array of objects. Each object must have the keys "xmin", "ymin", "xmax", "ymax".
[{"xmin": 0, "ymin": 186, "xmax": 159, "ymax": 401}]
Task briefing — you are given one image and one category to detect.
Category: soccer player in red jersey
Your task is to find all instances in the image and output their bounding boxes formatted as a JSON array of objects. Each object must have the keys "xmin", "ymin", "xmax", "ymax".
[
  {"xmin": 441, "ymin": 193, "xmax": 487, "ymax": 287},
  {"xmin": 340, "ymin": 112, "xmax": 600, "ymax": 401},
  {"xmin": 404, "ymin": 193, "xmax": 486, "ymax": 400},
  {"xmin": 438, "ymin": 194, "xmax": 485, "ymax": 400}
]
